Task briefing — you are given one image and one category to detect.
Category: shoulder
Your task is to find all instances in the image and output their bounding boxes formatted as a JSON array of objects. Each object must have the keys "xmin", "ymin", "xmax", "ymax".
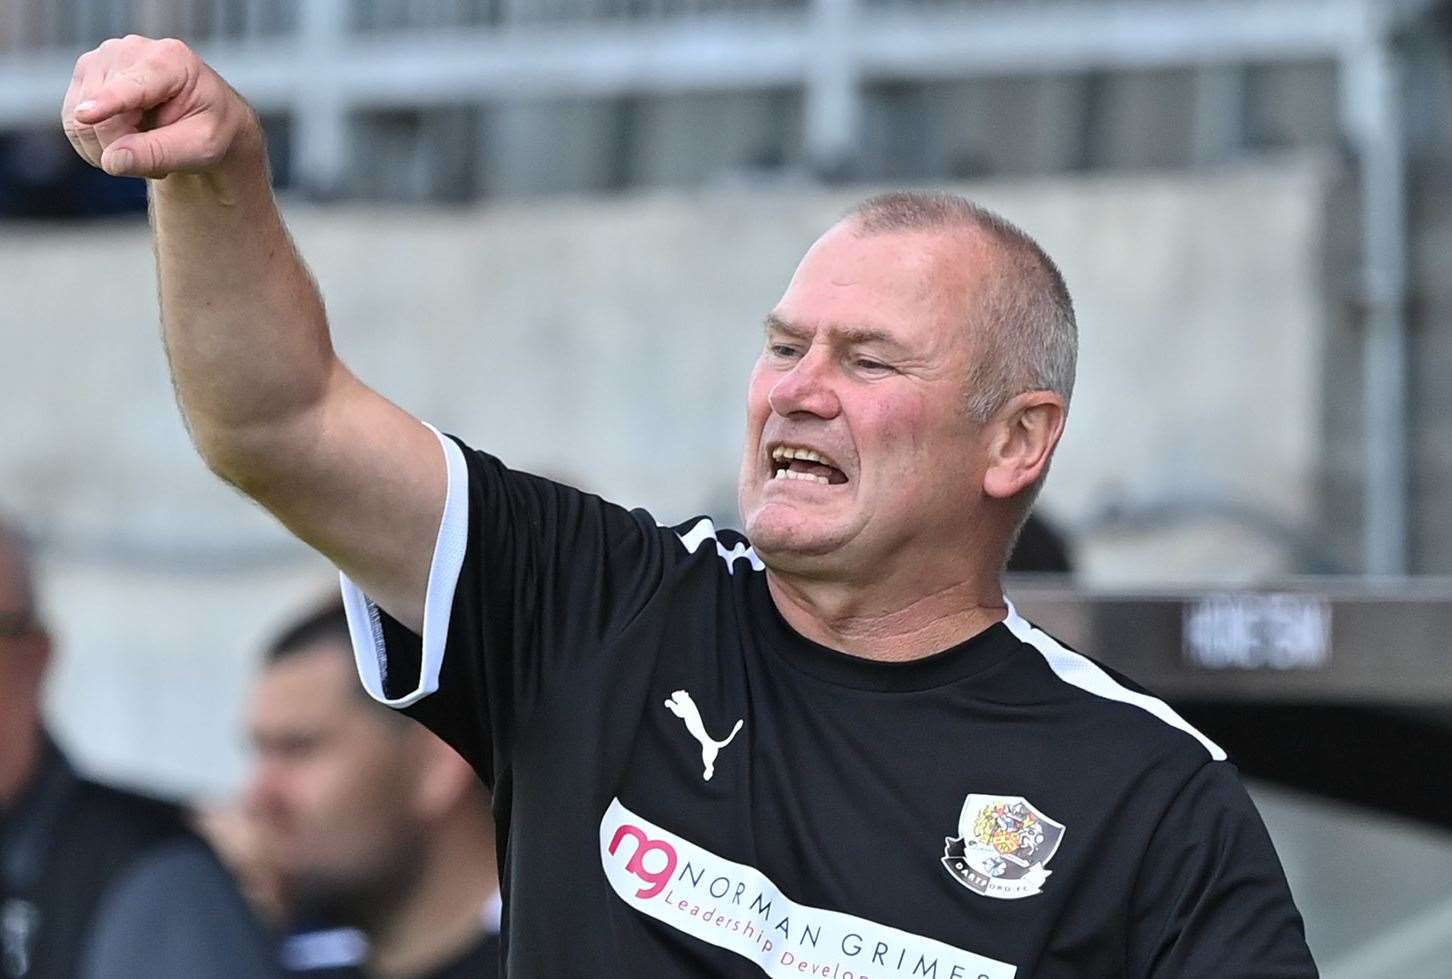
[
  {"xmin": 1002, "ymin": 603, "xmax": 1225, "ymax": 767},
  {"xmin": 661, "ymin": 516, "xmax": 765, "ymax": 576},
  {"xmin": 88, "ymin": 837, "xmax": 249, "ymax": 930},
  {"xmin": 63, "ymin": 776, "xmax": 193, "ymax": 858},
  {"xmin": 70, "ymin": 777, "xmax": 190, "ymax": 831},
  {"xmin": 83, "ymin": 837, "xmax": 278, "ymax": 978},
  {"xmin": 102, "ymin": 836, "xmax": 230, "ymax": 899}
]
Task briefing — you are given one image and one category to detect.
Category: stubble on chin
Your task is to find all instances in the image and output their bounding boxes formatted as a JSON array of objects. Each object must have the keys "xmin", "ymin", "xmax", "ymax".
[{"xmin": 745, "ymin": 508, "xmax": 849, "ymax": 573}]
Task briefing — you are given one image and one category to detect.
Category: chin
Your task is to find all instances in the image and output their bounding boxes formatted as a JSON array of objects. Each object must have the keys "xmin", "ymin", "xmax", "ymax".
[{"xmin": 745, "ymin": 511, "xmax": 849, "ymax": 566}]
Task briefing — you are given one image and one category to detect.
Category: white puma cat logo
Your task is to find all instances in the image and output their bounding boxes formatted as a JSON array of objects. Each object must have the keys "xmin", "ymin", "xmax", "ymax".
[{"xmin": 663, "ymin": 690, "xmax": 744, "ymax": 782}]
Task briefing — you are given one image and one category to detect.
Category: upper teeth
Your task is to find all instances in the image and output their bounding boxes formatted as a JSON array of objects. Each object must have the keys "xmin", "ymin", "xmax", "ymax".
[{"xmin": 772, "ymin": 445, "xmax": 830, "ymax": 465}]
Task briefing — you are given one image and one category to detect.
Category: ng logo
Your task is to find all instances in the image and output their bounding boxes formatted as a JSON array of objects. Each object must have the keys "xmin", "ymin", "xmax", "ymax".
[{"xmin": 608, "ymin": 823, "xmax": 678, "ymax": 899}]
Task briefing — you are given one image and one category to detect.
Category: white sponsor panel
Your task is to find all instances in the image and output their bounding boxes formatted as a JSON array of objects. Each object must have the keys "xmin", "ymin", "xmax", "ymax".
[{"xmin": 600, "ymin": 798, "xmax": 1016, "ymax": 979}]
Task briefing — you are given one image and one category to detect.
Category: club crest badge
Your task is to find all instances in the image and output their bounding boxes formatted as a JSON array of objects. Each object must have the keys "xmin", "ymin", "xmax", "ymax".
[{"xmin": 942, "ymin": 794, "xmax": 1065, "ymax": 900}]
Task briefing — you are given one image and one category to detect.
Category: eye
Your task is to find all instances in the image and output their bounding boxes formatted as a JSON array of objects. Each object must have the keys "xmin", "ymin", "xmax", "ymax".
[
  {"xmin": 768, "ymin": 343, "xmax": 802, "ymax": 359},
  {"xmin": 853, "ymin": 357, "xmax": 893, "ymax": 374}
]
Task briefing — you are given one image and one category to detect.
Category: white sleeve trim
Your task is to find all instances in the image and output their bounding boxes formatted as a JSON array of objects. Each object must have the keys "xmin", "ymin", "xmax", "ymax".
[
  {"xmin": 340, "ymin": 422, "xmax": 470, "ymax": 709},
  {"xmin": 1004, "ymin": 598, "xmax": 1228, "ymax": 762}
]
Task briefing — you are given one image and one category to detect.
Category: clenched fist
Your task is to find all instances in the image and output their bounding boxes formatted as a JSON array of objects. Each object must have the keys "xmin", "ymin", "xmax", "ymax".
[{"xmin": 62, "ymin": 34, "xmax": 261, "ymax": 180}]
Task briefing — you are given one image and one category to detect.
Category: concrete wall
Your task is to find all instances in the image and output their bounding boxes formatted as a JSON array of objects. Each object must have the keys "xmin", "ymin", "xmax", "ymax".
[
  {"xmin": 0, "ymin": 157, "xmax": 1330, "ymax": 794},
  {"xmin": 1321, "ymin": 160, "xmax": 1452, "ymax": 574}
]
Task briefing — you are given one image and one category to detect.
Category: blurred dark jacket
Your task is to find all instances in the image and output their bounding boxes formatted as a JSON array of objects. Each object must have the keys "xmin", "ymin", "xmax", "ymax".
[
  {"xmin": 80, "ymin": 835, "xmax": 279, "ymax": 979},
  {"xmin": 1, "ymin": 736, "xmax": 190, "ymax": 978}
]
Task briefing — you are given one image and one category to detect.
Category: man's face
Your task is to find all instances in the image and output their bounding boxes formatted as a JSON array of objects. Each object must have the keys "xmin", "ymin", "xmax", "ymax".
[
  {"xmin": 245, "ymin": 644, "xmax": 422, "ymax": 921},
  {"xmin": 738, "ymin": 223, "xmax": 994, "ymax": 578}
]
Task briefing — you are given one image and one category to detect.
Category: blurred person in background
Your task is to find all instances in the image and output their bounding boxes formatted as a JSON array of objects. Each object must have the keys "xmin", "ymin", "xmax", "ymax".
[
  {"xmin": 79, "ymin": 824, "xmax": 277, "ymax": 979},
  {"xmin": 192, "ymin": 796, "xmax": 287, "ymax": 929},
  {"xmin": 1005, "ymin": 511, "xmax": 1073, "ymax": 574},
  {"xmin": 0, "ymin": 512, "xmax": 271, "ymax": 979},
  {"xmin": 62, "ymin": 37, "xmax": 1314, "ymax": 977},
  {"xmin": 247, "ymin": 603, "xmax": 500, "ymax": 979}
]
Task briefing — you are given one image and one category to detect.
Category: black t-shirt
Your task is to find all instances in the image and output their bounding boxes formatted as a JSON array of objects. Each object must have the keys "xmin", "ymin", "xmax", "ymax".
[{"xmin": 340, "ymin": 434, "xmax": 1316, "ymax": 978}]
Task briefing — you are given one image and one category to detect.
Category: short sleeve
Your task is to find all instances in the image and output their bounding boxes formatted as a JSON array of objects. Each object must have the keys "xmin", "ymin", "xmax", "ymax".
[
  {"xmin": 340, "ymin": 429, "xmax": 668, "ymax": 787},
  {"xmin": 1127, "ymin": 761, "xmax": 1318, "ymax": 978}
]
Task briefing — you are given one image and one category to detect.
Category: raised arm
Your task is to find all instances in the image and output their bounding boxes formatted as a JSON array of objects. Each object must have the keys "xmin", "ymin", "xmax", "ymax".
[{"xmin": 62, "ymin": 35, "xmax": 438, "ymax": 632}]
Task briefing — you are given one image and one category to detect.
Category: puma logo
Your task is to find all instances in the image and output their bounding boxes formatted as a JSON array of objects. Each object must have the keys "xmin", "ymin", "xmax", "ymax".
[{"xmin": 663, "ymin": 690, "xmax": 744, "ymax": 782}]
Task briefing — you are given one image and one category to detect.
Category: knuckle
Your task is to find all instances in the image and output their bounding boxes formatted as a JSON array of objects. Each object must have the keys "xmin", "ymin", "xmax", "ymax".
[
  {"xmin": 146, "ymin": 39, "xmax": 197, "ymax": 82},
  {"xmin": 157, "ymin": 38, "xmax": 196, "ymax": 74},
  {"xmin": 149, "ymin": 143, "xmax": 173, "ymax": 174},
  {"xmin": 131, "ymin": 141, "xmax": 157, "ymax": 173},
  {"xmin": 198, "ymin": 127, "xmax": 226, "ymax": 164}
]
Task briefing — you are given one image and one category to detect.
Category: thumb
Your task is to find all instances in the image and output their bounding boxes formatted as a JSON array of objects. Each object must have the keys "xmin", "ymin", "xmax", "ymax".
[
  {"xmin": 99, "ymin": 141, "xmax": 142, "ymax": 177},
  {"xmin": 100, "ymin": 113, "xmax": 215, "ymax": 178}
]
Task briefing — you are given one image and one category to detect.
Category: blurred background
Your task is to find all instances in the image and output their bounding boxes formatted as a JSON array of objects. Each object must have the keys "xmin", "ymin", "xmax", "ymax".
[{"xmin": 3, "ymin": 0, "xmax": 1452, "ymax": 975}]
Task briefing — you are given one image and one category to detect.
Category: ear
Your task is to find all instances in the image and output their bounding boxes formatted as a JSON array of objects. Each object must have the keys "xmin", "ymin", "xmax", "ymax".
[{"xmin": 982, "ymin": 392, "xmax": 1067, "ymax": 500}]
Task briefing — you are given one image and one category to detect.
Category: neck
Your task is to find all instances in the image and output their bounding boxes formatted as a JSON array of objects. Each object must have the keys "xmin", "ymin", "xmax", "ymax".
[
  {"xmin": 367, "ymin": 811, "xmax": 498, "ymax": 979},
  {"xmin": 0, "ymin": 719, "xmax": 41, "ymax": 811},
  {"xmin": 766, "ymin": 565, "xmax": 1007, "ymax": 662}
]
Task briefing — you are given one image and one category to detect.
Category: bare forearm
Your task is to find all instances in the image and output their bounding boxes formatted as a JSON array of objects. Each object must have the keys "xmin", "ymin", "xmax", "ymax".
[
  {"xmin": 64, "ymin": 36, "xmax": 445, "ymax": 630},
  {"xmin": 150, "ymin": 125, "xmax": 339, "ymax": 480}
]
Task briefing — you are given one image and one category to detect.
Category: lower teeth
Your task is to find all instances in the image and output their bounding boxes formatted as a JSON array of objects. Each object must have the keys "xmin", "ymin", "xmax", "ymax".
[{"xmin": 774, "ymin": 470, "xmax": 828, "ymax": 484}]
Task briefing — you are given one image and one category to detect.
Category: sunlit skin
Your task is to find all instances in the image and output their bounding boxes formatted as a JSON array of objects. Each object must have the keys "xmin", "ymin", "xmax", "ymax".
[{"xmin": 737, "ymin": 221, "xmax": 1066, "ymax": 661}]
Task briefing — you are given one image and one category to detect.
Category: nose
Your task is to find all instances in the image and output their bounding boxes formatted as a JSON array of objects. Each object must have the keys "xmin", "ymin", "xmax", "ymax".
[{"xmin": 767, "ymin": 347, "xmax": 841, "ymax": 419}]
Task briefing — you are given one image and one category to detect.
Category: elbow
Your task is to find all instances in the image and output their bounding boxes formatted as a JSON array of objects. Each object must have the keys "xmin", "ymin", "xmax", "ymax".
[
  {"xmin": 189, "ymin": 421, "xmax": 285, "ymax": 498},
  {"xmin": 185, "ymin": 405, "xmax": 322, "ymax": 502},
  {"xmin": 183, "ymin": 362, "xmax": 349, "ymax": 496}
]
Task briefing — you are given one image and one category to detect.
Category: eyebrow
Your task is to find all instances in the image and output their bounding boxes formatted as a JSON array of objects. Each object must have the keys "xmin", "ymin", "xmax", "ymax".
[{"xmin": 762, "ymin": 313, "xmax": 907, "ymax": 351}]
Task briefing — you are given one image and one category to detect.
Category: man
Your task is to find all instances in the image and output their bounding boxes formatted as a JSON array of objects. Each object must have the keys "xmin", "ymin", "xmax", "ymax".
[
  {"xmin": 247, "ymin": 602, "xmax": 500, "ymax": 979},
  {"xmin": 0, "ymin": 513, "xmax": 269, "ymax": 979},
  {"xmin": 61, "ymin": 36, "xmax": 1317, "ymax": 976}
]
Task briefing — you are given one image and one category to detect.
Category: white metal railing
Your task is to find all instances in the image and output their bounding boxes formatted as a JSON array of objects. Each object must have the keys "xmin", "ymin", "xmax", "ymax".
[
  {"xmin": 0, "ymin": 0, "xmax": 1437, "ymax": 577},
  {"xmin": 0, "ymin": 1, "xmax": 297, "ymax": 51},
  {"xmin": 0, "ymin": 0, "xmax": 817, "ymax": 50},
  {"xmin": 1, "ymin": 0, "xmax": 1418, "ymax": 177},
  {"xmin": 0, "ymin": 0, "xmax": 1305, "ymax": 53}
]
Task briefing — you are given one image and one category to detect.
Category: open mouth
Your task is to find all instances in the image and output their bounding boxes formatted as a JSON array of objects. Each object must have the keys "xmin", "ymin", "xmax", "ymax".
[{"xmin": 770, "ymin": 444, "xmax": 849, "ymax": 485}]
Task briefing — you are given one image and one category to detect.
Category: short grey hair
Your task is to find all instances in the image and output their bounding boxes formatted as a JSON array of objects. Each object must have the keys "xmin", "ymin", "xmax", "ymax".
[{"xmin": 847, "ymin": 192, "xmax": 1078, "ymax": 423}]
